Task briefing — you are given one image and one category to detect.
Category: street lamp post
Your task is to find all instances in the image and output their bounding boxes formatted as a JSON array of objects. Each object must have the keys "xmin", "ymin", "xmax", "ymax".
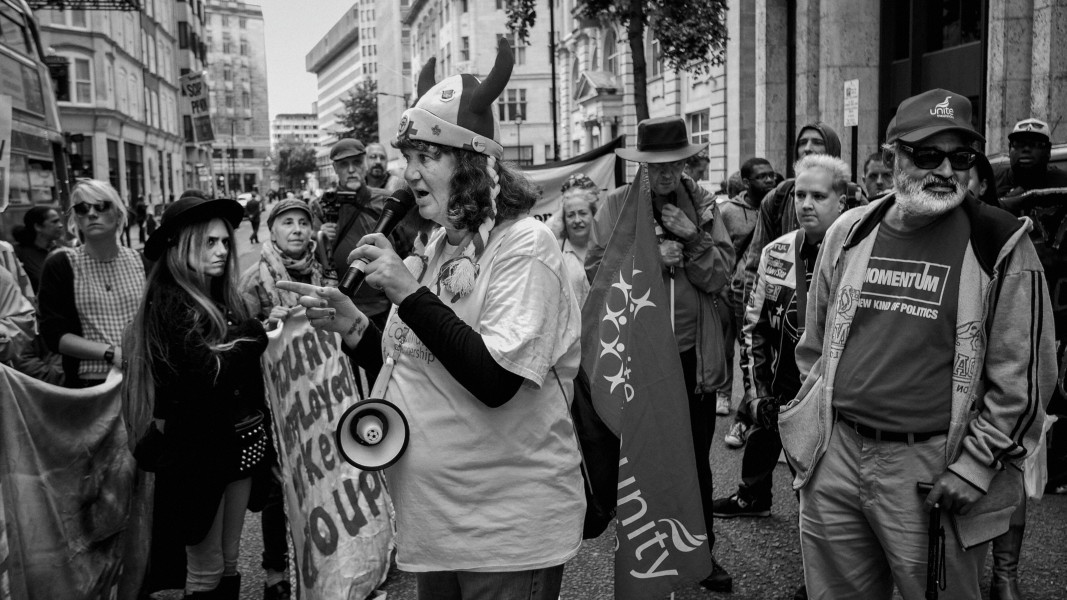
[
  {"xmin": 229, "ymin": 120, "xmax": 237, "ymax": 198},
  {"xmin": 514, "ymin": 114, "xmax": 524, "ymax": 165}
]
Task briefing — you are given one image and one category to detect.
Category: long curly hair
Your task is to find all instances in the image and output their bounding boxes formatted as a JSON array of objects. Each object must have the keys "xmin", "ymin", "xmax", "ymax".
[{"xmin": 393, "ymin": 138, "xmax": 539, "ymax": 233}]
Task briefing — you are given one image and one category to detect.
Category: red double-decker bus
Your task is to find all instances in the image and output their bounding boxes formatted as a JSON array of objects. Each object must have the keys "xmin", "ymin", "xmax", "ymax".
[{"xmin": 0, "ymin": 0, "xmax": 70, "ymax": 240}]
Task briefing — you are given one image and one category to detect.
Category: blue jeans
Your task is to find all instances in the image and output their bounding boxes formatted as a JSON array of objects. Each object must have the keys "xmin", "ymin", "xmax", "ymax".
[{"xmin": 415, "ymin": 565, "xmax": 565, "ymax": 600}]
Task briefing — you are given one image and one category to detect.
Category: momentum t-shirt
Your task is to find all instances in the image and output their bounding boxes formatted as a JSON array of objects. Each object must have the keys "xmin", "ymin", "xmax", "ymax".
[{"xmin": 834, "ymin": 206, "xmax": 969, "ymax": 433}]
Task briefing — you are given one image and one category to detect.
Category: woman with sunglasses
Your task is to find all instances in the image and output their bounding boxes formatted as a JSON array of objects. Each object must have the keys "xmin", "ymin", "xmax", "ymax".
[{"xmin": 38, "ymin": 179, "xmax": 144, "ymax": 387}]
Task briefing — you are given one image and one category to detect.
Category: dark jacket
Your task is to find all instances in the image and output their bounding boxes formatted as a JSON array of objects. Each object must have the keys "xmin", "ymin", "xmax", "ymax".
[
  {"xmin": 743, "ymin": 228, "xmax": 818, "ymax": 429},
  {"xmin": 150, "ymin": 276, "xmax": 268, "ymax": 545},
  {"xmin": 331, "ymin": 185, "xmax": 414, "ymax": 320}
]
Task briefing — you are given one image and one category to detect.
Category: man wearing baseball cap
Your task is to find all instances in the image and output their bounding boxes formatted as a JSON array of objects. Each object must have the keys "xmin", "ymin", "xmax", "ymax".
[
  {"xmin": 320, "ymin": 138, "xmax": 413, "ymax": 329},
  {"xmin": 786, "ymin": 89, "xmax": 1055, "ymax": 599},
  {"xmin": 995, "ymin": 118, "xmax": 1067, "ymax": 201}
]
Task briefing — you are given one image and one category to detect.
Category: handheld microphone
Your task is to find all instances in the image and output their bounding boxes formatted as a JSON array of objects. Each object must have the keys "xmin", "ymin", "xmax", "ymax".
[{"xmin": 337, "ymin": 188, "xmax": 416, "ymax": 297}]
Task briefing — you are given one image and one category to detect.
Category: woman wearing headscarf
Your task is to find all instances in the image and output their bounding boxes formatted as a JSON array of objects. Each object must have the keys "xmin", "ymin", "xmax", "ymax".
[
  {"xmin": 279, "ymin": 39, "xmax": 584, "ymax": 600},
  {"xmin": 38, "ymin": 180, "xmax": 144, "ymax": 387}
]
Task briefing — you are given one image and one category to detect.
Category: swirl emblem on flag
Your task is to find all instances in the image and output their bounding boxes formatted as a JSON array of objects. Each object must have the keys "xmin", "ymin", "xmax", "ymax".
[{"xmin": 599, "ymin": 266, "xmax": 656, "ymax": 401}]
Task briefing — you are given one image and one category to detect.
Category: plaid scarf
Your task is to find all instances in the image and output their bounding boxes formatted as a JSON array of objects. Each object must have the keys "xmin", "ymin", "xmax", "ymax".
[{"xmin": 257, "ymin": 239, "xmax": 323, "ymax": 308}]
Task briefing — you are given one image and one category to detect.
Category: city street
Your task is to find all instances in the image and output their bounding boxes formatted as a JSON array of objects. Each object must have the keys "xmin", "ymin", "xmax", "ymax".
[{"xmin": 159, "ymin": 213, "xmax": 1065, "ymax": 600}]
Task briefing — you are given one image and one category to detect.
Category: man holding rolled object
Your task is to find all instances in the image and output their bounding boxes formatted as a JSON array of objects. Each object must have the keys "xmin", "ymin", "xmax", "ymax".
[
  {"xmin": 784, "ymin": 89, "xmax": 1056, "ymax": 599},
  {"xmin": 279, "ymin": 38, "xmax": 585, "ymax": 600}
]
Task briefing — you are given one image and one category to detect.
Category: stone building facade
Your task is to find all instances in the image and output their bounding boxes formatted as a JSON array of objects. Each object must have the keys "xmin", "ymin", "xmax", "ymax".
[
  {"xmin": 204, "ymin": 0, "xmax": 270, "ymax": 197},
  {"xmin": 38, "ymin": 3, "xmax": 185, "ymax": 211}
]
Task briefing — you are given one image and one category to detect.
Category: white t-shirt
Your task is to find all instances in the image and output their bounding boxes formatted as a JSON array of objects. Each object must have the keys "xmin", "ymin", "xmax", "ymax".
[{"xmin": 381, "ymin": 216, "xmax": 585, "ymax": 572}]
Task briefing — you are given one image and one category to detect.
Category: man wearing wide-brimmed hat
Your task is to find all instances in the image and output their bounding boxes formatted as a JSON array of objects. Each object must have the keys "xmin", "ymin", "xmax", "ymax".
[{"xmin": 587, "ymin": 115, "xmax": 737, "ymax": 593}]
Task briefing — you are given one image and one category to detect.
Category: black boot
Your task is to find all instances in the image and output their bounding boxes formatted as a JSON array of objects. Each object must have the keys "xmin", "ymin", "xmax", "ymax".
[
  {"xmin": 699, "ymin": 558, "xmax": 733, "ymax": 593},
  {"xmin": 216, "ymin": 573, "xmax": 241, "ymax": 600},
  {"xmin": 990, "ymin": 524, "xmax": 1025, "ymax": 600}
]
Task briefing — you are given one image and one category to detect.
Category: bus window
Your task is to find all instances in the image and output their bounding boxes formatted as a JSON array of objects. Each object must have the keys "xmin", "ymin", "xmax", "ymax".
[
  {"xmin": 28, "ymin": 159, "xmax": 55, "ymax": 204},
  {"xmin": 0, "ymin": 3, "xmax": 31, "ymax": 56},
  {"xmin": 7, "ymin": 154, "xmax": 30, "ymax": 206}
]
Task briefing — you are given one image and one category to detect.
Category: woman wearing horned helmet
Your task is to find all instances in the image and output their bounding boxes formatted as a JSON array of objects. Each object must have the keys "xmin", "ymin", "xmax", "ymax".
[{"xmin": 279, "ymin": 39, "xmax": 584, "ymax": 599}]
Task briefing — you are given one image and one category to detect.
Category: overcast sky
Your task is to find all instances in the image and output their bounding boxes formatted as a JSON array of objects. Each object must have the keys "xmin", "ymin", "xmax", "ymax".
[{"xmin": 258, "ymin": 0, "xmax": 354, "ymax": 118}]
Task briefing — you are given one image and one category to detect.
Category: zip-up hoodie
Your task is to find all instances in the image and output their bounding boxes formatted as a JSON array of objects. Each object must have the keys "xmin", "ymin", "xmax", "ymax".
[{"xmin": 781, "ymin": 193, "xmax": 1056, "ymax": 549}]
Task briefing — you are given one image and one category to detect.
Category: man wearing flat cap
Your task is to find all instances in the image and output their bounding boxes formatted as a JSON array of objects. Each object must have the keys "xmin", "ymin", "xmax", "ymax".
[
  {"xmin": 786, "ymin": 89, "xmax": 1055, "ymax": 599},
  {"xmin": 586, "ymin": 115, "xmax": 737, "ymax": 593},
  {"xmin": 320, "ymin": 138, "xmax": 413, "ymax": 328}
]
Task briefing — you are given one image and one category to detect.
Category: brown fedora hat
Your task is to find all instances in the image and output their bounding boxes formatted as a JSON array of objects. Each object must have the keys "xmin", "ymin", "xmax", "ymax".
[{"xmin": 616, "ymin": 116, "xmax": 707, "ymax": 164}]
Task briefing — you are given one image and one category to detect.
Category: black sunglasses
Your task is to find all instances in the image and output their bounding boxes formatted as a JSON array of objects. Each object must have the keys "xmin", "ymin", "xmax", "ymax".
[
  {"xmin": 72, "ymin": 201, "xmax": 114, "ymax": 215},
  {"xmin": 899, "ymin": 144, "xmax": 979, "ymax": 170}
]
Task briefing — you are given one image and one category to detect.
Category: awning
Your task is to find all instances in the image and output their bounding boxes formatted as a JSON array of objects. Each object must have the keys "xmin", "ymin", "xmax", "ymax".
[{"xmin": 26, "ymin": 0, "xmax": 141, "ymax": 11}]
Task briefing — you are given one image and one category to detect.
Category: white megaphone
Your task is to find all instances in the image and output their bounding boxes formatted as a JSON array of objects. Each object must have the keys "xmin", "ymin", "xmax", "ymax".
[{"xmin": 335, "ymin": 398, "xmax": 410, "ymax": 471}]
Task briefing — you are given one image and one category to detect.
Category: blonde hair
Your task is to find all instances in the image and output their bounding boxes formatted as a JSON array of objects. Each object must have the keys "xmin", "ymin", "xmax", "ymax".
[
  {"xmin": 549, "ymin": 187, "xmax": 599, "ymax": 240},
  {"xmin": 68, "ymin": 179, "xmax": 129, "ymax": 239},
  {"xmin": 793, "ymin": 154, "xmax": 851, "ymax": 196}
]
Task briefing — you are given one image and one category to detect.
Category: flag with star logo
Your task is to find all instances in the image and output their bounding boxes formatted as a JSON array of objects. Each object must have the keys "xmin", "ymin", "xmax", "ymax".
[{"xmin": 581, "ymin": 166, "xmax": 712, "ymax": 598}]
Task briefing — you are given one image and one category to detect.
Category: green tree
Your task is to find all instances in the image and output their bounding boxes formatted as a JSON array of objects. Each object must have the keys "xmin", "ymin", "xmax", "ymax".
[
  {"xmin": 273, "ymin": 139, "xmax": 318, "ymax": 190},
  {"xmin": 337, "ymin": 80, "xmax": 380, "ymax": 143},
  {"xmin": 505, "ymin": 0, "xmax": 728, "ymax": 122}
]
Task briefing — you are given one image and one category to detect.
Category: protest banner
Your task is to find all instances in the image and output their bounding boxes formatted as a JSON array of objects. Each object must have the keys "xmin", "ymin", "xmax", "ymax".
[
  {"xmin": 581, "ymin": 167, "xmax": 712, "ymax": 598},
  {"xmin": 0, "ymin": 366, "xmax": 149, "ymax": 600},
  {"xmin": 262, "ymin": 312, "xmax": 393, "ymax": 599},
  {"xmin": 522, "ymin": 136, "xmax": 623, "ymax": 222},
  {"xmin": 179, "ymin": 72, "xmax": 215, "ymax": 144}
]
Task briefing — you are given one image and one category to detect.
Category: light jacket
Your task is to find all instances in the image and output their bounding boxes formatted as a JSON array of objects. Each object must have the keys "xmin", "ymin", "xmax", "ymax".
[
  {"xmin": 586, "ymin": 173, "xmax": 735, "ymax": 393},
  {"xmin": 782, "ymin": 194, "xmax": 1056, "ymax": 549}
]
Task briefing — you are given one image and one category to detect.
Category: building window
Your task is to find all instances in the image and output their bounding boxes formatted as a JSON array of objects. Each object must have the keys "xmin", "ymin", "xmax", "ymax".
[
  {"xmin": 461, "ymin": 36, "xmax": 469, "ymax": 61},
  {"xmin": 221, "ymin": 15, "xmax": 229, "ymax": 27},
  {"xmin": 688, "ymin": 110, "xmax": 709, "ymax": 145},
  {"xmin": 462, "ymin": 0, "xmax": 468, "ymax": 12},
  {"xmin": 495, "ymin": 0, "xmax": 504, "ymax": 9},
  {"xmin": 240, "ymin": 39, "xmax": 248, "ymax": 55},
  {"xmin": 504, "ymin": 146, "xmax": 533, "ymax": 167},
  {"xmin": 69, "ymin": 135, "xmax": 94, "ymax": 179},
  {"xmin": 604, "ymin": 30, "xmax": 621, "ymax": 75},
  {"xmin": 107, "ymin": 139, "xmax": 121, "ymax": 192},
  {"xmin": 497, "ymin": 88, "xmax": 526, "ymax": 122},
  {"xmin": 241, "ymin": 91, "xmax": 250, "ymax": 109},
  {"xmin": 225, "ymin": 94, "xmax": 233, "ymax": 108},
  {"xmin": 649, "ymin": 36, "xmax": 664, "ymax": 78},
  {"xmin": 239, "ymin": 17, "xmax": 246, "ymax": 29},
  {"xmin": 223, "ymin": 67, "xmax": 232, "ymax": 81},
  {"xmin": 497, "ymin": 32, "xmax": 526, "ymax": 64},
  {"xmin": 125, "ymin": 143, "xmax": 143, "ymax": 202},
  {"xmin": 241, "ymin": 149, "xmax": 254, "ymax": 159},
  {"xmin": 222, "ymin": 35, "xmax": 232, "ymax": 54},
  {"xmin": 54, "ymin": 8, "xmax": 88, "ymax": 28},
  {"xmin": 58, "ymin": 54, "xmax": 93, "ymax": 105}
]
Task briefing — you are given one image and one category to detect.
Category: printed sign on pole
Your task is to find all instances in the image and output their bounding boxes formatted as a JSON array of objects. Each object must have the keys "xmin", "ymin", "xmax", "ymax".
[
  {"xmin": 180, "ymin": 72, "xmax": 215, "ymax": 144},
  {"xmin": 843, "ymin": 79, "xmax": 859, "ymax": 128}
]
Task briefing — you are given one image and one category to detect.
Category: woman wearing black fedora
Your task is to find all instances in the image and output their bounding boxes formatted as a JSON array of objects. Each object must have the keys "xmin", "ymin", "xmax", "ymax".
[
  {"xmin": 125, "ymin": 190, "xmax": 269, "ymax": 599},
  {"xmin": 587, "ymin": 115, "xmax": 737, "ymax": 593}
]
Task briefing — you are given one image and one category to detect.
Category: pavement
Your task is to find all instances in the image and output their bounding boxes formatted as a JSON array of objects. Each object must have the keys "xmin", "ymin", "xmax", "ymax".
[{"xmin": 149, "ymin": 215, "xmax": 1067, "ymax": 600}]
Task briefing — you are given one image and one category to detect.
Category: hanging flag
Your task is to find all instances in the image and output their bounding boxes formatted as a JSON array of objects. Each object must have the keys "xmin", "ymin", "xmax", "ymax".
[{"xmin": 581, "ymin": 167, "xmax": 712, "ymax": 598}]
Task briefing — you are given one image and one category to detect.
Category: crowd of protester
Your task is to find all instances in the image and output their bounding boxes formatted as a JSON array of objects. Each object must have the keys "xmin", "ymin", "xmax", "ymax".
[{"xmin": 0, "ymin": 36, "xmax": 1063, "ymax": 600}]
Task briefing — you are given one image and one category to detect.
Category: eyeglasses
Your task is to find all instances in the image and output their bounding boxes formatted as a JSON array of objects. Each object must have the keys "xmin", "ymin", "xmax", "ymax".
[
  {"xmin": 1010, "ymin": 139, "xmax": 1050, "ymax": 150},
  {"xmin": 899, "ymin": 144, "xmax": 979, "ymax": 170},
  {"xmin": 72, "ymin": 201, "xmax": 114, "ymax": 215}
]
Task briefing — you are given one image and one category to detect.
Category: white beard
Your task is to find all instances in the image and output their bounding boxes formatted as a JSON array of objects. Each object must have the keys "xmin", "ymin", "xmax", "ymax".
[{"xmin": 893, "ymin": 169, "xmax": 966, "ymax": 219}]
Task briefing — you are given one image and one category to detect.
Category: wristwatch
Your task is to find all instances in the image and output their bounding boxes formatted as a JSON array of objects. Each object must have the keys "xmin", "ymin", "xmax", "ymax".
[{"xmin": 103, "ymin": 344, "xmax": 116, "ymax": 364}]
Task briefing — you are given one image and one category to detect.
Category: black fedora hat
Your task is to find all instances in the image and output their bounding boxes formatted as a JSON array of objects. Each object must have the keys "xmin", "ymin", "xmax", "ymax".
[
  {"xmin": 144, "ymin": 190, "xmax": 244, "ymax": 260},
  {"xmin": 616, "ymin": 116, "xmax": 707, "ymax": 164}
]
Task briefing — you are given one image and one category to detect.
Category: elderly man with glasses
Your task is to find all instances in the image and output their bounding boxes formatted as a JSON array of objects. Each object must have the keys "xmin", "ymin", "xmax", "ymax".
[{"xmin": 784, "ymin": 90, "xmax": 1056, "ymax": 600}]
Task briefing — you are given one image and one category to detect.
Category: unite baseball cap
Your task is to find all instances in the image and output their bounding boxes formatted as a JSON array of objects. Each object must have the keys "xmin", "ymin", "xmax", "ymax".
[
  {"xmin": 1009, "ymin": 118, "xmax": 1051, "ymax": 143},
  {"xmin": 329, "ymin": 138, "xmax": 366, "ymax": 161},
  {"xmin": 885, "ymin": 88, "xmax": 985, "ymax": 144}
]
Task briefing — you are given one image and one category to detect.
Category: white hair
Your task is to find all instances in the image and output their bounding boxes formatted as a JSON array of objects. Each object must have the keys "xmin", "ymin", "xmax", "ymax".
[{"xmin": 793, "ymin": 154, "xmax": 851, "ymax": 195}]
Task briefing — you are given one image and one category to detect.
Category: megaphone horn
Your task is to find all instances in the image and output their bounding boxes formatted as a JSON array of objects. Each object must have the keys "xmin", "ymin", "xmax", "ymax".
[{"xmin": 335, "ymin": 398, "xmax": 410, "ymax": 471}]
